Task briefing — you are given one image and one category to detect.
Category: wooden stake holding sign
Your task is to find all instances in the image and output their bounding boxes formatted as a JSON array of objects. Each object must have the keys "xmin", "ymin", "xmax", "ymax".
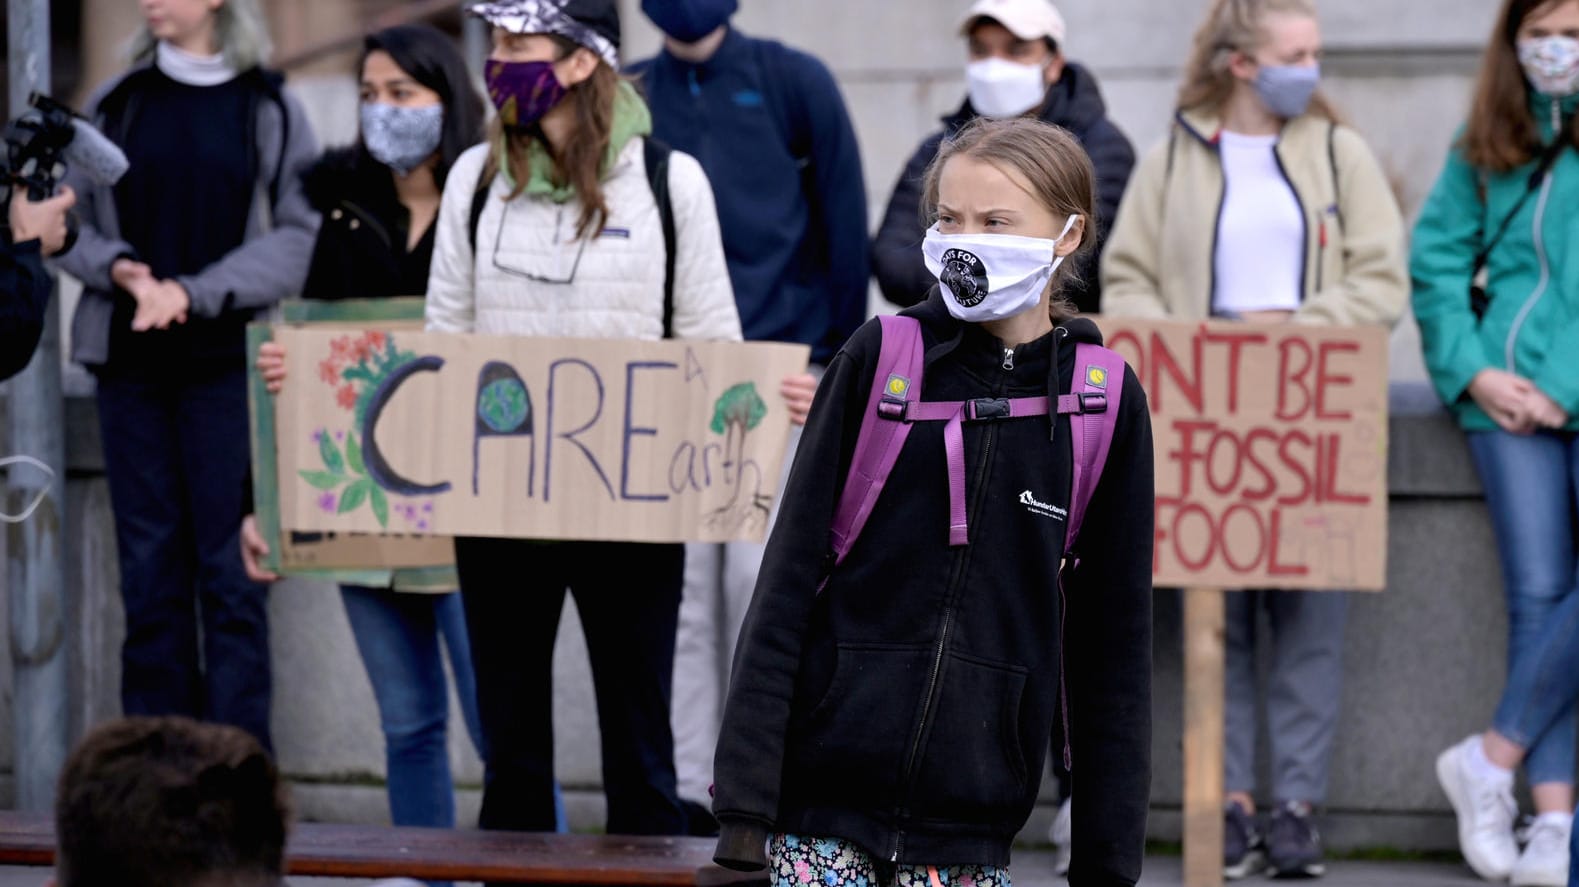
[{"xmin": 1098, "ymin": 318, "xmax": 1390, "ymax": 887}]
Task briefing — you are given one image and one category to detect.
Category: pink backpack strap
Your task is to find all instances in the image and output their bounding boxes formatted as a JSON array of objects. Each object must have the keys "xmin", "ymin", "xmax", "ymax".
[
  {"xmin": 826, "ymin": 315, "xmax": 925, "ymax": 579},
  {"xmin": 1058, "ymin": 343, "xmax": 1126, "ymax": 555}
]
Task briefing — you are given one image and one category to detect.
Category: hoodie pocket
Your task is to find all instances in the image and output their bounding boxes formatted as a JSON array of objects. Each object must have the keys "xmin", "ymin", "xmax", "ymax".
[
  {"xmin": 911, "ymin": 652, "xmax": 1031, "ymax": 824},
  {"xmin": 790, "ymin": 643, "xmax": 932, "ymax": 804}
]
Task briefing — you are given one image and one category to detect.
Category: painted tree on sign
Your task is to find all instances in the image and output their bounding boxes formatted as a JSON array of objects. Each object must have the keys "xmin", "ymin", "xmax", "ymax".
[{"xmin": 710, "ymin": 382, "xmax": 767, "ymax": 486}]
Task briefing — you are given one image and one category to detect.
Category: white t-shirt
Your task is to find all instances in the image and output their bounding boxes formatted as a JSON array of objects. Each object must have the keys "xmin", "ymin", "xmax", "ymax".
[{"xmin": 1212, "ymin": 131, "xmax": 1305, "ymax": 315}]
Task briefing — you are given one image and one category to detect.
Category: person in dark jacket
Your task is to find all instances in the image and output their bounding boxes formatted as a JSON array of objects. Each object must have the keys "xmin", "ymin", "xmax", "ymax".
[
  {"xmin": 631, "ymin": 0, "xmax": 865, "ymax": 830},
  {"xmin": 2, "ymin": 186, "xmax": 75, "ymax": 380},
  {"xmin": 713, "ymin": 118, "xmax": 1153, "ymax": 887},
  {"xmin": 238, "ymin": 26, "xmax": 491, "ymax": 868},
  {"xmin": 53, "ymin": 0, "xmax": 319, "ymax": 751},
  {"xmin": 872, "ymin": 0, "xmax": 1135, "ymax": 314}
]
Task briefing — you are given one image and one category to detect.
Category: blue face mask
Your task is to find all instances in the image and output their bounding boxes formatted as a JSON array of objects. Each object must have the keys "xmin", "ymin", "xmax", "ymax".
[
  {"xmin": 641, "ymin": 0, "xmax": 738, "ymax": 44},
  {"xmin": 1253, "ymin": 63, "xmax": 1321, "ymax": 119},
  {"xmin": 361, "ymin": 102, "xmax": 444, "ymax": 176}
]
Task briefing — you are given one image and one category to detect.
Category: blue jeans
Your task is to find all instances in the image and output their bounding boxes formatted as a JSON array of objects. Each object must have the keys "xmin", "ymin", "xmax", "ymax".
[
  {"xmin": 1468, "ymin": 430, "xmax": 1579, "ymax": 787},
  {"xmin": 341, "ymin": 586, "xmax": 485, "ymax": 829},
  {"xmin": 96, "ymin": 369, "xmax": 271, "ymax": 749},
  {"xmin": 341, "ymin": 586, "xmax": 568, "ymax": 839}
]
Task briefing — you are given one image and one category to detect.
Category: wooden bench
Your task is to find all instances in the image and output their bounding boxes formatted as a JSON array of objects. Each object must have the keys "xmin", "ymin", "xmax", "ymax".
[{"xmin": 0, "ymin": 811, "xmax": 763, "ymax": 886}]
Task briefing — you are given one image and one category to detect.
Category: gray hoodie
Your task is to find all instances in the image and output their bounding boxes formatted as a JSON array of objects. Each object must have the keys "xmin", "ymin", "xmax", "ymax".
[{"xmin": 54, "ymin": 61, "xmax": 321, "ymax": 368}]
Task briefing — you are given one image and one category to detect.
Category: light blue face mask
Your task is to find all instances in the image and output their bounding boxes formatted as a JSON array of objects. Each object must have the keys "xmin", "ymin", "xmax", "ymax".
[
  {"xmin": 1, "ymin": 455, "xmax": 54, "ymax": 523},
  {"xmin": 1253, "ymin": 63, "xmax": 1321, "ymax": 119},
  {"xmin": 360, "ymin": 102, "xmax": 444, "ymax": 176}
]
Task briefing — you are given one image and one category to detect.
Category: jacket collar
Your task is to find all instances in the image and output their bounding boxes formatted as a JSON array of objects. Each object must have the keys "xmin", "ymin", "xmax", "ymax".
[
  {"xmin": 942, "ymin": 62, "xmax": 1109, "ymax": 135},
  {"xmin": 657, "ymin": 26, "xmax": 750, "ymax": 78},
  {"xmin": 897, "ymin": 289, "xmax": 1107, "ymax": 395},
  {"xmin": 1174, "ymin": 104, "xmax": 1331, "ymax": 148}
]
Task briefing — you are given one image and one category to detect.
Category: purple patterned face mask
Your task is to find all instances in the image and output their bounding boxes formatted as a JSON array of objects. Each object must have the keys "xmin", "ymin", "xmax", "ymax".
[{"xmin": 485, "ymin": 59, "xmax": 568, "ymax": 129}]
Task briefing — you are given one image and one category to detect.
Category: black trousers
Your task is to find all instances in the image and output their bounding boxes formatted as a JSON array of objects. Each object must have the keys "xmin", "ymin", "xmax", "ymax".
[
  {"xmin": 96, "ymin": 368, "xmax": 272, "ymax": 750},
  {"xmin": 455, "ymin": 537, "xmax": 687, "ymax": 835}
]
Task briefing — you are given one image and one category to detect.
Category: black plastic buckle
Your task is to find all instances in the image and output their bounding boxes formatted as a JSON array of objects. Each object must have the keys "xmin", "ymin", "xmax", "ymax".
[
  {"xmin": 965, "ymin": 398, "xmax": 1011, "ymax": 422},
  {"xmin": 1078, "ymin": 392, "xmax": 1108, "ymax": 414}
]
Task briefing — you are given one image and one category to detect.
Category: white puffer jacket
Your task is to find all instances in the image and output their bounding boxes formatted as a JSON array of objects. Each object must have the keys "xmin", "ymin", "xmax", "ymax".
[{"xmin": 426, "ymin": 138, "xmax": 743, "ymax": 343}]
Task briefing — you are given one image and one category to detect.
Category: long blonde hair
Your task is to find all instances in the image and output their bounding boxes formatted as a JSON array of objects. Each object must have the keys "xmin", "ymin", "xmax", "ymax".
[
  {"xmin": 129, "ymin": 0, "xmax": 274, "ymax": 72},
  {"xmin": 1177, "ymin": 0, "xmax": 1339, "ymax": 120},
  {"xmin": 921, "ymin": 118, "xmax": 1096, "ymax": 324}
]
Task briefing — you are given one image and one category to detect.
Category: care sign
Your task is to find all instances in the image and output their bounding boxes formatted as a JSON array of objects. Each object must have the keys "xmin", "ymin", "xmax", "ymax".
[
  {"xmin": 271, "ymin": 328, "xmax": 809, "ymax": 544},
  {"xmin": 1100, "ymin": 318, "xmax": 1389, "ymax": 592}
]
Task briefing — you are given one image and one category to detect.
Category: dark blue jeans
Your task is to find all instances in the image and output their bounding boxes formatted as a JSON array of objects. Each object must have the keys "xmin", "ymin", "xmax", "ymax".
[
  {"xmin": 96, "ymin": 369, "xmax": 271, "ymax": 749},
  {"xmin": 455, "ymin": 538, "xmax": 687, "ymax": 836},
  {"xmin": 1468, "ymin": 430, "xmax": 1579, "ymax": 787},
  {"xmin": 341, "ymin": 586, "xmax": 485, "ymax": 828}
]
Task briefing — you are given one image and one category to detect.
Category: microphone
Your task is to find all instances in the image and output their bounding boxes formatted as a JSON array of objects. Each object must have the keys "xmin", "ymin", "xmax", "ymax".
[{"xmin": 63, "ymin": 116, "xmax": 129, "ymax": 187}]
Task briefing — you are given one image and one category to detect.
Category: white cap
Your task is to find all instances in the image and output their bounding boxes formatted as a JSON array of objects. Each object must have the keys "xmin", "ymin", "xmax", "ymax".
[{"xmin": 959, "ymin": 0, "xmax": 1066, "ymax": 45}]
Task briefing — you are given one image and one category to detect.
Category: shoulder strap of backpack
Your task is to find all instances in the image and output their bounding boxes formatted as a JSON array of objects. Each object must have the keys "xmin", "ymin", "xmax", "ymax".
[
  {"xmin": 467, "ymin": 156, "xmax": 496, "ymax": 257},
  {"xmin": 1063, "ymin": 343, "xmax": 1126, "ymax": 556},
  {"xmin": 644, "ymin": 137, "xmax": 678, "ymax": 339},
  {"xmin": 824, "ymin": 315, "xmax": 925, "ymax": 586}
]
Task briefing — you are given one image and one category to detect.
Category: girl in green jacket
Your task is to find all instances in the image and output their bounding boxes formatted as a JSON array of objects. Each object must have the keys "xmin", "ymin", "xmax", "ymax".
[{"xmin": 1414, "ymin": 0, "xmax": 1579, "ymax": 884}]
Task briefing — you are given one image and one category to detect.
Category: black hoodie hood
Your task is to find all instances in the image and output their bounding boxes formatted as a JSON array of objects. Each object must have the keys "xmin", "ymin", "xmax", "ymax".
[
  {"xmin": 900, "ymin": 286, "xmax": 1108, "ymax": 404},
  {"xmin": 300, "ymin": 146, "xmax": 401, "ymax": 215},
  {"xmin": 944, "ymin": 61, "xmax": 1112, "ymax": 138}
]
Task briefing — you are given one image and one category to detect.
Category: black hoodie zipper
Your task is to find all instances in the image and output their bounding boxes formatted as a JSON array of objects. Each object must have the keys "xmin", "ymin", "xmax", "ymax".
[{"xmin": 889, "ymin": 347, "xmax": 1010, "ymax": 862}]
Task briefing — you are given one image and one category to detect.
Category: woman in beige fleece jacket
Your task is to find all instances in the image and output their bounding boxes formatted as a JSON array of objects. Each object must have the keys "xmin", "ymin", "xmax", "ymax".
[{"xmin": 1101, "ymin": 0, "xmax": 1406, "ymax": 880}]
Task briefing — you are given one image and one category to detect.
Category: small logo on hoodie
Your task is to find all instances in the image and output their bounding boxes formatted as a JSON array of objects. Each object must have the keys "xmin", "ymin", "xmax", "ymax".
[{"xmin": 1020, "ymin": 489, "xmax": 1067, "ymax": 521}]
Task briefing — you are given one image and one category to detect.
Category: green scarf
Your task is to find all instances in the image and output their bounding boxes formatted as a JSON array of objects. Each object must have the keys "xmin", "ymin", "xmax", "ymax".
[{"xmin": 497, "ymin": 80, "xmax": 653, "ymax": 203}]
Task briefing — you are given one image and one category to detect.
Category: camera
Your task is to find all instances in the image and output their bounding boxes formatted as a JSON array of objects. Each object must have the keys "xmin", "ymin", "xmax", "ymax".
[{"xmin": 1, "ymin": 92, "xmax": 129, "ymax": 253}]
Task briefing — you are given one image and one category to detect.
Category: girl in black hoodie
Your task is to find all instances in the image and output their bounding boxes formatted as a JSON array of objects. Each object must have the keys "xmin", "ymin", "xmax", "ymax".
[{"xmin": 712, "ymin": 117, "xmax": 1154, "ymax": 887}]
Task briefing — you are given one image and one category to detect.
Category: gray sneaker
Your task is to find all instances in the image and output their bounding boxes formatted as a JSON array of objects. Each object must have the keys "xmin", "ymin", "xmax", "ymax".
[
  {"xmin": 1224, "ymin": 800, "xmax": 1265, "ymax": 880},
  {"xmin": 1267, "ymin": 801, "xmax": 1327, "ymax": 879}
]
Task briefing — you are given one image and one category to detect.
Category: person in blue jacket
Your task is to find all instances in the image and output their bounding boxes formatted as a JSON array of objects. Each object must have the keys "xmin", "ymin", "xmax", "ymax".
[{"xmin": 631, "ymin": 0, "xmax": 868, "ymax": 833}]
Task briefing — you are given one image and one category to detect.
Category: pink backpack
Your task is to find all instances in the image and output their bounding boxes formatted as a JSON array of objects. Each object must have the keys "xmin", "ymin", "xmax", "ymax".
[{"xmin": 827, "ymin": 314, "xmax": 1125, "ymax": 576}]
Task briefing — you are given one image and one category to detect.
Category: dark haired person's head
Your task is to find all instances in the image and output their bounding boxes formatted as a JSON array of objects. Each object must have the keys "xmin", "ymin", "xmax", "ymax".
[
  {"xmin": 359, "ymin": 24, "xmax": 487, "ymax": 187},
  {"xmin": 1463, "ymin": 0, "xmax": 1579, "ymax": 172},
  {"xmin": 55, "ymin": 717, "xmax": 289, "ymax": 887},
  {"xmin": 958, "ymin": 0, "xmax": 1067, "ymax": 119},
  {"xmin": 470, "ymin": 0, "xmax": 627, "ymax": 240}
]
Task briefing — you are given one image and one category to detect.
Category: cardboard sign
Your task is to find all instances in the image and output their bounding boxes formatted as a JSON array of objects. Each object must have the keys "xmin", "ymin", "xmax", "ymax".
[
  {"xmin": 248, "ymin": 299, "xmax": 459, "ymax": 581},
  {"xmin": 271, "ymin": 327, "xmax": 809, "ymax": 544},
  {"xmin": 1099, "ymin": 318, "xmax": 1389, "ymax": 592}
]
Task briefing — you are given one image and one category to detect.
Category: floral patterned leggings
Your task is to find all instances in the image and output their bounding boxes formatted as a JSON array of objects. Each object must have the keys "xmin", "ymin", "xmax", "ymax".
[{"xmin": 769, "ymin": 834, "xmax": 1012, "ymax": 887}]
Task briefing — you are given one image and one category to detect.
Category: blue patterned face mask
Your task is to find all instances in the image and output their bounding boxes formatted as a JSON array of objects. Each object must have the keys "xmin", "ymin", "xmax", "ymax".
[{"xmin": 360, "ymin": 102, "xmax": 444, "ymax": 176}]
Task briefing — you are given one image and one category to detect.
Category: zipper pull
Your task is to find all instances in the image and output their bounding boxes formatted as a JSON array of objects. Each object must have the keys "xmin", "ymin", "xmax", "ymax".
[
  {"xmin": 688, "ymin": 69, "xmax": 701, "ymax": 98},
  {"xmin": 1002, "ymin": 347, "xmax": 1015, "ymax": 371}
]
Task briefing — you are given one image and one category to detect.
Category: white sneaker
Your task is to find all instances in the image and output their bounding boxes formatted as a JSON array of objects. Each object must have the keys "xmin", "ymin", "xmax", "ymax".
[
  {"xmin": 1436, "ymin": 735, "xmax": 1519, "ymax": 881},
  {"xmin": 1049, "ymin": 797, "xmax": 1072, "ymax": 877},
  {"xmin": 1512, "ymin": 815, "xmax": 1571, "ymax": 887}
]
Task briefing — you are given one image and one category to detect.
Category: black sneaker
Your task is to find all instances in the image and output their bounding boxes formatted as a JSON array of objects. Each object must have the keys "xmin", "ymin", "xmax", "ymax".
[
  {"xmin": 1224, "ymin": 800, "xmax": 1266, "ymax": 880},
  {"xmin": 1267, "ymin": 800, "xmax": 1327, "ymax": 879}
]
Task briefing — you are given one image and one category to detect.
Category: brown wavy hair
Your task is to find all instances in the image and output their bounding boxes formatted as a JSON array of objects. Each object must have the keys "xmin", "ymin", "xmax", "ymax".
[
  {"xmin": 1462, "ymin": 0, "xmax": 1579, "ymax": 172},
  {"xmin": 488, "ymin": 35, "xmax": 620, "ymax": 240},
  {"xmin": 920, "ymin": 118, "xmax": 1096, "ymax": 324},
  {"xmin": 1177, "ymin": 0, "xmax": 1341, "ymax": 121}
]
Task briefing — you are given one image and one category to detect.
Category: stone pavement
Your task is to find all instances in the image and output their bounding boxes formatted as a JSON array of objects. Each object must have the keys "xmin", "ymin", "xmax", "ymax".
[{"xmin": 1, "ymin": 852, "xmax": 1490, "ymax": 886}]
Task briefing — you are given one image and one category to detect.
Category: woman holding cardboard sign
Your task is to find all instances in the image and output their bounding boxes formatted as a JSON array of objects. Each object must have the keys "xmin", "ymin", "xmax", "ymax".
[
  {"xmin": 419, "ymin": 0, "xmax": 814, "ymax": 838},
  {"xmin": 1102, "ymin": 0, "xmax": 1408, "ymax": 878},
  {"xmin": 1414, "ymin": 0, "xmax": 1579, "ymax": 883},
  {"xmin": 237, "ymin": 25, "xmax": 494, "ymax": 862}
]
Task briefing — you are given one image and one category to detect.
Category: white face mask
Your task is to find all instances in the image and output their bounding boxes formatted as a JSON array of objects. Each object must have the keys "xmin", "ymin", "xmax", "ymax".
[
  {"xmin": 1519, "ymin": 35, "xmax": 1579, "ymax": 98},
  {"xmin": 922, "ymin": 215, "xmax": 1080, "ymax": 323},
  {"xmin": 0, "ymin": 455, "xmax": 54, "ymax": 524},
  {"xmin": 966, "ymin": 57, "xmax": 1048, "ymax": 119}
]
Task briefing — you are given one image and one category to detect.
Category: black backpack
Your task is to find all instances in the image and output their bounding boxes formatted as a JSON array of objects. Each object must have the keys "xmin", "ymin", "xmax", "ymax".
[{"xmin": 467, "ymin": 137, "xmax": 679, "ymax": 338}]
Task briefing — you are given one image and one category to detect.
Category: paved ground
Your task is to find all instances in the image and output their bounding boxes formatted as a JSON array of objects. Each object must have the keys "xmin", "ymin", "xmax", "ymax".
[{"xmin": 3, "ymin": 852, "xmax": 1490, "ymax": 886}]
